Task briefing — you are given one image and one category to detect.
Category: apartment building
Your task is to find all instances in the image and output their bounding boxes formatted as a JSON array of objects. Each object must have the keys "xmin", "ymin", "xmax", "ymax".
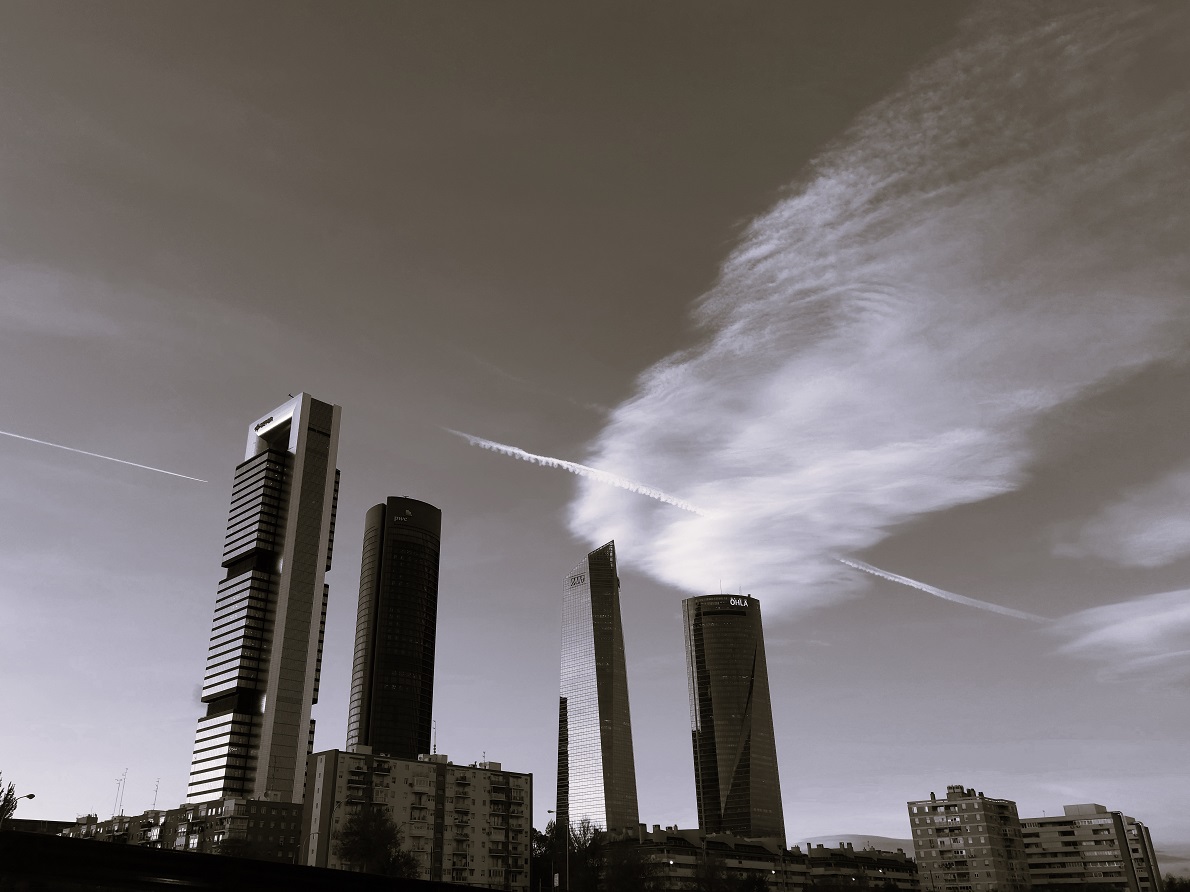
[
  {"xmin": 301, "ymin": 748, "xmax": 531, "ymax": 891},
  {"xmin": 1021, "ymin": 804, "xmax": 1162, "ymax": 892},
  {"xmin": 908, "ymin": 785, "xmax": 1030, "ymax": 892}
]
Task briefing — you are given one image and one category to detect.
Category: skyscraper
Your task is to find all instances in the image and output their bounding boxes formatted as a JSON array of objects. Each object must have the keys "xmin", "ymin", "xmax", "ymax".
[
  {"xmin": 683, "ymin": 594, "xmax": 785, "ymax": 842},
  {"xmin": 187, "ymin": 393, "xmax": 341, "ymax": 804},
  {"xmin": 346, "ymin": 497, "xmax": 442, "ymax": 759},
  {"xmin": 556, "ymin": 541, "xmax": 639, "ymax": 834}
]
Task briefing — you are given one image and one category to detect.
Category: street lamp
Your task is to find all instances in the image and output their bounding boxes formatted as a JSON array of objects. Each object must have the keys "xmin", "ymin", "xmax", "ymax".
[
  {"xmin": 1, "ymin": 793, "xmax": 35, "ymax": 831},
  {"xmin": 300, "ymin": 799, "xmax": 345, "ymax": 867},
  {"xmin": 546, "ymin": 810, "xmax": 569, "ymax": 892}
]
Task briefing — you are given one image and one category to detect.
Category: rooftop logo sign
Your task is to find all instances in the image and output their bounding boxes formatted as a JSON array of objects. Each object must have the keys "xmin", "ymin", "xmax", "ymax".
[{"xmin": 729, "ymin": 597, "xmax": 749, "ymax": 608}]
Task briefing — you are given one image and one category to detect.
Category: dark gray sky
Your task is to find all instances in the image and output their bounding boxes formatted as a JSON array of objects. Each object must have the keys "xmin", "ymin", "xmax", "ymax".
[{"xmin": 2, "ymin": 1, "xmax": 1188, "ymax": 866}]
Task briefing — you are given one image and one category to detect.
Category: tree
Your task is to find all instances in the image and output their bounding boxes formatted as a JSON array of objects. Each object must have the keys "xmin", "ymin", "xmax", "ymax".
[
  {"xmin": 531, "ymin": 821, "xmax": 558, "ymax": 892},
  {"xmin": 810, "ymin": 876, "xmax": 870, "ymax": 892},
  {"xmin": 1, "ymin": 773, "xmax": 30, "ymax": 830},
  {"xmin": 690, "ymin": 851, "xmax": 734, "ymax": 892},
  {"xmin": 332, "ymin": 805, "xmax": 420, "ymax": 878},
  {"xmin": 604, "ymin": 840, "xmax": 661, "ymax": 892},
  {"xmin": 1164, "ymin": 877, "xmax": 1190, "ymax": 892},
  {"xmin": 568, "ymin": 818, "xmax": 606, "ymax": 892},
  {"xmin": 736, "ymin": 875, "xmax": 770, "ymax": 892}
]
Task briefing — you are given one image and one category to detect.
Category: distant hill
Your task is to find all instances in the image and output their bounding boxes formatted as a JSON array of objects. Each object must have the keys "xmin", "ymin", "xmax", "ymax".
[
  {"xmin": 799, "ymin": 835, "xmax": 915, "ymax": 855},
  {"xmin": 1157, "ymin": 844, "xmax": 1190, "ymax": 878}
]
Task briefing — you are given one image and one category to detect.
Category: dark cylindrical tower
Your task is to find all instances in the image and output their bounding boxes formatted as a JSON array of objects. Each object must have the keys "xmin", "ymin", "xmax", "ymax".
[
  {"xmin": 347, "ymin": 496, "xmax": 441, "ymax": 759},
  {"xmin": 683, "ymin": 593, "xmax": 785, "ymax": 843}
]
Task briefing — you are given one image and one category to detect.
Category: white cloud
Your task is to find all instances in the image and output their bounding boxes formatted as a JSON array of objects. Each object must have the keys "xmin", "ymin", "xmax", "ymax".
[
  {"xmin": 1056, "ymin": 464, "xmax": 1190, "ymax": 568},
  {"xmin": 569, "ymin": 4, "xmax": 1190, "ymax": 613},
  {"xmin": 1053, "ymin": 589, "xmax": 1190, "ymax": 688}
]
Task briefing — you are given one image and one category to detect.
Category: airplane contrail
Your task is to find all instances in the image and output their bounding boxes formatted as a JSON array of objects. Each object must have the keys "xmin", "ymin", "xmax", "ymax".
[
  {"xmin": 446, "ymin": 429, "xmax": 707, "ymax": 515},
  {"xmin": 838, "ymin": 556, "xmax": 1049, "ymax": 623},
  {"xmin": 0, "ymin": 429, "xmax": 208, "ymax": 483}
]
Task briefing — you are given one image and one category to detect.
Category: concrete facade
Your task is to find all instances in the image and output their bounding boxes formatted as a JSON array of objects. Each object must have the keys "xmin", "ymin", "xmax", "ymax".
[
  {"xmin": 805, "ymin": 841, "xmax": 921, "ymax": 892},
  {"xmin": 61, "ymin": 798, "xmax": 302, "ymax": 862},
  {"xmin": 635, "ymin": 826, "xmax": 808, "ymax": 891},
  {"xmin": 908, "ymin": 785, "xmax": 1030, "ymax": 892},
  {"xmin": 629, "ymin": 828, "xmax": 918, "ymax": 892},
  {"xmin": 300, "ymin": 748, "xmax": 531, "ymax": 891},
  {"xmin": 1020, "ymin": 804, "xmax": 1162, "ymax": 892}
]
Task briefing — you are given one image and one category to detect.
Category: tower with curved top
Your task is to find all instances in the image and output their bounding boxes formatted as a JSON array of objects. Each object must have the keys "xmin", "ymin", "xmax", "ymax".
[
  {"xmin": 346, "ymin": 496, "xmax": 442, "ymax": 759},
  {"xmin": 683, "ymin": 593, "xmax": 785, "ymax": 843}
]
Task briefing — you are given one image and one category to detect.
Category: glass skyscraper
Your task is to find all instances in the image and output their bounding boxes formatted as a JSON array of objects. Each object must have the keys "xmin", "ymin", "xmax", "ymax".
[
  {"xmin": 556, "ymin": 541, "xmax": 640, "ymax": 834},
  {"xmin": 188, "ymin": 393, "xmax": 341, "ymax": 804},
  {"xmin": 683, "ymin": 594, "xmax": 785, "ymax": 843},
  {"xmin": 346, "ymin": 496, "xmax": 441, "ymax": 759}
]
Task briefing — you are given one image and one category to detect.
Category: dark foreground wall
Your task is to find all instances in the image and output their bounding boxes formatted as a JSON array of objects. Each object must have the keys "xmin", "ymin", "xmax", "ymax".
[{"xmin": 0, "ymin": 831, "xmax": 470, "ymax": 892}]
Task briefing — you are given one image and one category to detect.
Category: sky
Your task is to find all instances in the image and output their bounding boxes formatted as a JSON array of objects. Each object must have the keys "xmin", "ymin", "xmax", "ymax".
[{"xmin": 1, "ymin": 0, "xmax": 1188, "ymax": 872}]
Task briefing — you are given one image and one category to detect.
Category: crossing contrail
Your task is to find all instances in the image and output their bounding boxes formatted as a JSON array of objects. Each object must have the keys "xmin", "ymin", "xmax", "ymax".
[
  {"xmin": 838, "ymin": 556, "xmax": 1049, "ymax": 622},
  {"xmin": 0, "ymin": 429, "xmax": 208, "ymax": 483},
  {"xmin": 446, "ymin": 429, "xmax": 707, "ymax": 515}
]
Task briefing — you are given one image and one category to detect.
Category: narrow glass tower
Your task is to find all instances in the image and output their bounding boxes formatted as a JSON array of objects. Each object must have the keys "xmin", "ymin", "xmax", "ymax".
[
  {"xmin": 683, "ymin": 594, "xmax": 785, "ymax": 843},
  {"xmin": 346, "ymin": 496, "xmax": 441, "ymax": 759},
  {"xmin": 556, "ymin": 541, "xmax": 640, "ymax": 835},
  {"xmin": 188, "ymin": 393, "xmax": 341, "ymax": 804}
]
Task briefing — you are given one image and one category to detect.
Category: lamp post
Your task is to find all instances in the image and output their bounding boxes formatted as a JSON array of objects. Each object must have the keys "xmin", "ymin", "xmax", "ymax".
[
  {"xmin": 547, "ymin": 809, "xmax": 569, "ymax": 892},
  {"xmin": 1, "ymin": 793, "xmax": 35, "ymax": 831},
  {"xmin": 301, "ymin": 799, "xmax": 345, "ymax": 867}
]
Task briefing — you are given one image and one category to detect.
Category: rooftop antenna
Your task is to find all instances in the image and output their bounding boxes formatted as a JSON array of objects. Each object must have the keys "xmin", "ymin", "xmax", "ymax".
[
  {"xmin": 433, "ymin": 720, "xmax": 438, "ymax": 755},
  {"xmin": 152, "ymin": 778, "xmax": 160, "ymax": 810},
  {"xmin": 112, "ymin": 769, "xmax": 127, "ymax": 818}
]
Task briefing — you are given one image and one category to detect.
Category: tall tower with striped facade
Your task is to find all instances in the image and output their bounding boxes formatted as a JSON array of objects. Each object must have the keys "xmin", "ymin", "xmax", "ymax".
[{"xmin": 187, "ymin": 393, "xmax": 341, "ymax": 804}]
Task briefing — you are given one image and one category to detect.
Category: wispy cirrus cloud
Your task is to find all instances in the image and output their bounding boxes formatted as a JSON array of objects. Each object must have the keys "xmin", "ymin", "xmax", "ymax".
[
  {"xmin": 1055, "ymin": 464, "xmax": 1190, "ymax": 568},
  {"xmin": 1052, "ymin": 589, "xmax": 1190, "ymax": 688},
  {"xmin": 568, "ymin": 3, "xmax": 1190, "ymax": 612}
]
